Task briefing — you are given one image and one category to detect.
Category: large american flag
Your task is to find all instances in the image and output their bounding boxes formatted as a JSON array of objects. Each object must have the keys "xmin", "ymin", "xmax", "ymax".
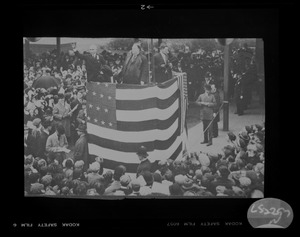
[{"xmin": 86, "ymin": 73, "xmax": 188, "ymax": 174}]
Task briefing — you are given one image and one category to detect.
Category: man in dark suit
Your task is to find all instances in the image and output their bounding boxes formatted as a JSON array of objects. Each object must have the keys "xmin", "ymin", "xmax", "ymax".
[
  {"xmin": 73, "ymin": 124, "xmax": 89, "ymax": 171},
  {"xmin": 70, "ymin": 86, "xmax": 85, "ymax": 145},
  {"xmin": 135, "ymin": 146, "xmax": 160, "ymax": 178},
  {"xmin": 70, "ymin": 43, "xmax": 111, "ymax": 83},
  {"xmin": 24, "ymin": 125, "xmax": 35, "ymax": 156},
  {"xmin": 211, "ymin": 84, "xmax": 221, "ymax": 138},
  {"xmin": 153, "ymin": 43, "xmax": 173, "ymax": 83},
  {"xmin": 36, "ymin": 120, "xmax": 53, "ymax": 159},
  {"xmin": 195, "ymin": 84, "xmax": 217, "ymax": 146},
  {"xmin": 136, "ymin": 146, "xmax": 152, "ymax": 178},
  {"xmin": 119, "ymin": 42, "xmax": 149, "ymax": 84},
  {"xmin": 234, "ymin": 74, "xmax": 245, "ymax": 116}
]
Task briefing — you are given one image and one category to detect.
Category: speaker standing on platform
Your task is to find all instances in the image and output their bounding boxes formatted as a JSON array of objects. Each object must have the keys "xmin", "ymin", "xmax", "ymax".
[
  {"xmin": 196, "ymin": 84, "xmax": 216, "ymax": 146},
  {"xmin": 69, "ymin": 43, "xmax": 111, "ymax": 83},
  {"xmin": 119, "ymin": 42, "xmax": 149, "ymax": 85}
]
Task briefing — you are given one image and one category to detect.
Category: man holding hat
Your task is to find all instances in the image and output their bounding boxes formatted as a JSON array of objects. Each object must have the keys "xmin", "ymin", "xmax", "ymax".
[{"xmin": 73, "ymin": 123, "xmax": 89, "ymax": 171}]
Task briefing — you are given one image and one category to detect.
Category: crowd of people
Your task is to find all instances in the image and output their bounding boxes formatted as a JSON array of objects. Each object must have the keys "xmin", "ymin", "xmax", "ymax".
[
  {"xmin": 24, "ymin": 41, "xmax": 264, "ymax": 198},
  {"xmin": 175, "ymin": 44, "xmax": 258, "ymax": 103},
  {"xmin": 24, "ymin": 121, "xmax": 265, "ymax": 197}
]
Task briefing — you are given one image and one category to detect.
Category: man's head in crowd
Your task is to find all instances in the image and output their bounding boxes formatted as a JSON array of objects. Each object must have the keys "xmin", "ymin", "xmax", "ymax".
[
  {"xmin": 136, "ymin": 146, "xmax": 149, "ymax": 162},
  {"xmin": 56, "ymin": 124, "xmax": 65, "ymax": 136},
  {"xmin": 132, "ymin": 43, "xmax": 141, "ymax": 57},
  {"xmin": 89, "ymin": 44, "xmax": 98, "ymax": 57},
  {"xmin": 160, "ymin": 43, "xmax": 169, "ymax": 56},
  {"xmin": 204, "ymin": 84, "xmax": 212, "ymax": 95},
  {"xmin": 58, "ymin": 93, "xmax": 65, "ymax": 104}
]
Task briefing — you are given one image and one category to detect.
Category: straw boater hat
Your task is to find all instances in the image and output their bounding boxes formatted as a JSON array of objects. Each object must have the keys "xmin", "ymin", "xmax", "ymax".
[{"xmin": 136, "ymin": 146, "xmax": 149, "ymax": 157}]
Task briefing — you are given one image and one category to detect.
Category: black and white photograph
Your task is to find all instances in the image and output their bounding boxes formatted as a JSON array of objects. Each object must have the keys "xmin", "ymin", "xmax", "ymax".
[
  {"xmin": 10, "ymin": 2, "xmax": 297, "ymax": 232},
  {"xmin": 23, "ymin": 37, "xmax": 265, "ymax": 198}
]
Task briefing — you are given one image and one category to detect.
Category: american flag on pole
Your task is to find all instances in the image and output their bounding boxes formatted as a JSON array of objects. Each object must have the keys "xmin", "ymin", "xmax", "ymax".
[
  {"xmin": 176, "ymin": 72, "xmax": 189, "ymax": 157},
  {"xmin": 86, "ymin": 73, "xmax": 189, "ymax": 174}
]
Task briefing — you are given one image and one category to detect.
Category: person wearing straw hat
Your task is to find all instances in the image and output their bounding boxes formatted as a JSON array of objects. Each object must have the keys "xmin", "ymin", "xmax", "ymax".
[
  {"xmin": 73, "ymin": 123, "xmax": 89, "ymax": 171},
  {"xmin": 136, "ymin": 146, "xmax": 152, "ymax": 178},
  {"xmin": 195, "ymin": 84, "xmax": 216, "ymax": 146}
]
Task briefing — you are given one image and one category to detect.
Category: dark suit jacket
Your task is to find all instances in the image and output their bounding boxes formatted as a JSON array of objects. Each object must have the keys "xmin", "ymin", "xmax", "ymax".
[
  {"xmin": 36, "ymin": 130, "xmax": 50, "ymax": 159},
  {"xmin": 74, "ymin": 51, "xmax": 109, "ymax": 83},
  {"xmin": 25, "ymin": 133, "xmax": 35, "ymax": 156},
  {"xmin": 121, "ymin": 51, "xmax": 149, "ymax": 84},
  {"xmin": 136, "ymin": 159, "xmax": 159, "ymax": 178},
  {"xmin": 73, "ymin": 134, "xmax": 89, "ymax": 170},
  {"xmin": 70, "ymin": 98, "xmax": 83, "ymax": 125},
  {"xmin": 212, "ymin": 90, "xmax": 221, "ymax": 121},
  {"xmin": 136, "ymin": 159, "xmax": 152, "ymax": 178},
  {"xmin": 153, "ymin": 52, "xmax": 172, "ymax": 83}
]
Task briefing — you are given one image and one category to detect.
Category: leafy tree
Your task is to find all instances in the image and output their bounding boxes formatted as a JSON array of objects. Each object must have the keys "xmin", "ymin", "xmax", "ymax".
[{"xmin": 107, "ymin": 38, "xmax": 134, "ymax": 50}]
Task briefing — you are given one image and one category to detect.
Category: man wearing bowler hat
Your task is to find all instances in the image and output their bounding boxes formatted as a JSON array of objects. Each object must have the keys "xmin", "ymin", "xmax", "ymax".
[
  {"xmin": 73, "ymin": 123, "xmax": 89, "ymax": 171},
  {"xmin": 136, "ymin": 146, "xmax": 152, "ymax": 178}
]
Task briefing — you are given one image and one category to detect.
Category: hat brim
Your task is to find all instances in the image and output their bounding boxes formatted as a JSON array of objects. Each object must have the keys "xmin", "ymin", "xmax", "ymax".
[
  {"xmin": 239, "ymin": 135, "xmax": 250, "ymax": 141},
  {"xmin": 182, "ymin": 185, "xmax": 194, "ymax": 190},
  {"xmin": 136, "ymin": 152, "xmax": 149, "ymax": 157}
]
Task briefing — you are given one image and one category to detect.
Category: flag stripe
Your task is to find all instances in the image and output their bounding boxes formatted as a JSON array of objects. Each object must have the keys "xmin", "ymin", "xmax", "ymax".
[
  {"xmin": 117, "ymin": 107, "xmax": 179, "ymax": 131},
  {"xmin": 116, "ymin": 89, "xmax": 180, "ymax": 111},
  {"xmin": 88, "ymin": 133, "xmax": 183, "ymax": 163},
  {"xmin": 88, "ymin": 125, "xmax": 180, "ymax": 153},
  {"xmin": 116, "ymin": 77, "xmax": 177, "ymax": 90},
  {"xmin": 116, "ymin": 98, "xmax": 179, "ymax": 122},
  {"xmin": 116, "ymin": 78, "xmax": 178, "ymax": 101},
  {"xmin": 87, "ymin": 118, "xmax": 179, "ymax": 143}
]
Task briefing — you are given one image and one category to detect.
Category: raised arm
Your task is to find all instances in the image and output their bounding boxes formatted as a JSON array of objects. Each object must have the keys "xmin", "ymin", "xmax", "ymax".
[{"xmin": 70, "ymin": 42, "xmax": 89, "ymax": 61}]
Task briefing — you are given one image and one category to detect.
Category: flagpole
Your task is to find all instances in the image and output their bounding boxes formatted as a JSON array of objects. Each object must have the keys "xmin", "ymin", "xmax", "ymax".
[
  {"xmin": 147, "ymin": 39, "xmax": 151, "ymax": 84},
  {"xmin": 151, "ymin": 39, "xmax": 155, "ymax": 83}
]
